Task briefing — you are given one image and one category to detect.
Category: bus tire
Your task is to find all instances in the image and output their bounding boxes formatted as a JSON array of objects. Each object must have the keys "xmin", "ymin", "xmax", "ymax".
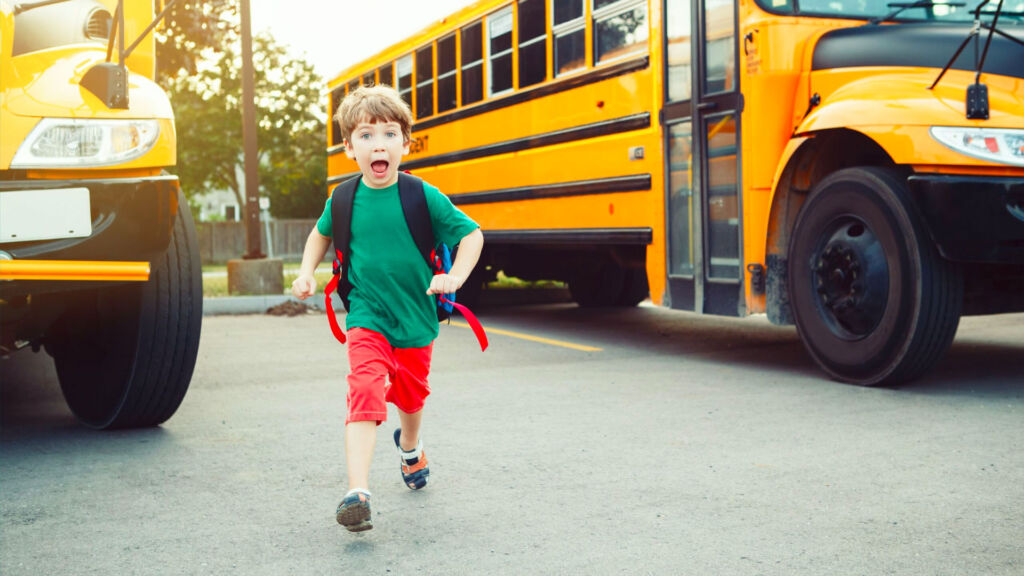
[
  {"xmin": 47, "ymin": 190, "xmax": 203, "ymax": 429},
  {"xmin": 569, "ymin": 260, "xmax": 625, "ymax": 307},
  {"xmin": 616, "ymin": 267, "xmax": 649, "ymax": 307},
  {"xmin": 788, "ymin": 167, "xmax": 962, "ymax": 386}
]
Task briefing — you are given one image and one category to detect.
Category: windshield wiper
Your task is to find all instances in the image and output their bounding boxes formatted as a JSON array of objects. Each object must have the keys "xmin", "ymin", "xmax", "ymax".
[{"xmin": 869, "ymin": 1, "xmax": 966, "ymax": 25}]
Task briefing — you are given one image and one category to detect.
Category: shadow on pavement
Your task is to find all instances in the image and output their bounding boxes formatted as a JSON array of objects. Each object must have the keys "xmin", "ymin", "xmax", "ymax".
[
  {"xmin": 471, "ymin": 287, "xmax": 1024, "ymax": 395},
  {"xmin": 0, "ymin": 351, "xmax": 176, "ymax": 446}
]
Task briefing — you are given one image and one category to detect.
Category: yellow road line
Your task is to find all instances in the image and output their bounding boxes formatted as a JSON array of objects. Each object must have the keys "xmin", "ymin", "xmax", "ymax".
[{"xmin": 447, "ymin": 320, "xmax": 602, "ymax": 352}]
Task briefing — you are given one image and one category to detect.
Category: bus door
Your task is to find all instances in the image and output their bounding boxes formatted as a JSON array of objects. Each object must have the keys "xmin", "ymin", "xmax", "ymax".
[{"xmin": 662, "ymin": 0, "xmax": 743, "ymax": 315}]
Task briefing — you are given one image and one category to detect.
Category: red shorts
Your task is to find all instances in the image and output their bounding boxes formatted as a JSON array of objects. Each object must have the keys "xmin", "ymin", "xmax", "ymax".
[{"xmin": 345, "ymin": 327, "xmax": 433, "ymax": 425}]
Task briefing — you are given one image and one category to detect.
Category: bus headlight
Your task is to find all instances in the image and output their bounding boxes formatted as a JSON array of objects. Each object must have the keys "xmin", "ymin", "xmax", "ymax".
[
  {"xmin": 930, "ymin": 126, "xmax": 1024, "ymax": 167},
  {"xmin": 11, "ymin": 119, "xmax": 160, "ymax": 168}
]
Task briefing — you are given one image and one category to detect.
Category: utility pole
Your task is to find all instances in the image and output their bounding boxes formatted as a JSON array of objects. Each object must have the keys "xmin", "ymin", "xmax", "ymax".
[
  {"xmin": 227, "ymin": 0, "xmax": 282, "ymax": 295},
  {"xmin": 240, "ymin": 0, "xmax": 263, "ymax": 259}
]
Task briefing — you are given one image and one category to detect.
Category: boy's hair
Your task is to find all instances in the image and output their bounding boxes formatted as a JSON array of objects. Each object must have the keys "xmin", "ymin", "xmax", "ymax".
[{"xmin": 335, "ymin": 85, "xmax": 413, "ymax": 144}]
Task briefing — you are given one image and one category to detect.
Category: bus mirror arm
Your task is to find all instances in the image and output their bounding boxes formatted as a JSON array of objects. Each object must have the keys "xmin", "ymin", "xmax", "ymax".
[
  {"xmin": 80, "ymin": 0, "xmax": 179, "ymax": 110},
  {"xmin": 929, "ymin": 0, "xmax": 1023, "ymax": 120}
]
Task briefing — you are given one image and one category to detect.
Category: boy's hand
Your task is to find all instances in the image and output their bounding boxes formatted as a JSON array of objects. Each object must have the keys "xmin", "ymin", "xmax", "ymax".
[
  {"xmin": 291, "ymin": 273, "xmax": 317, "ymax": 300},
  {"xmin": 426, "ymin": 273, "xmax": 463, "ymax": 296}
]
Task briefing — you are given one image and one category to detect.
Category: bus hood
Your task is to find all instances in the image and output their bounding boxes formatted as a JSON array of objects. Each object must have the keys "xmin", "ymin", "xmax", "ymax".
[
  {"xmin": 0, "ymin": 47, "xmax": 175, "ymax": 170},
  {"xmin": 3, "ymin": 47, "xmax": 173, "ymax": 119},
  {"xmin": 800, "ymin": 71, "xmax": 1024, "ymax": 134},
  {"xmin": 798, "ymin": 69, "xmax": 1024, "ymax": 166}
]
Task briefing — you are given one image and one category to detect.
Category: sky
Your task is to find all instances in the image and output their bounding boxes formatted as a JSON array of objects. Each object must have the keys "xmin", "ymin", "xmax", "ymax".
[{"xmin": 249, "ymin": 0, "xmax": 478, "ymax": 81}]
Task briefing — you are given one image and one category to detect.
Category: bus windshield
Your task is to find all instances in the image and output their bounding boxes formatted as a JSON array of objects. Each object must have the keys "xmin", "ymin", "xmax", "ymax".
[{"xmin": 790, "ymin": 0, "xmax": 1024, "ymax": 23}]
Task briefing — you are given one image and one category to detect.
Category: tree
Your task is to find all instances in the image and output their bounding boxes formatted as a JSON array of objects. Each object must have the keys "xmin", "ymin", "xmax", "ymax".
[
  {"xmin": 154, "ymin": 0, "xmax": 237, "ymax": 85},
  {"xmin": 166, "ymin": 31, "xmax": 327, "ymax": 219}
]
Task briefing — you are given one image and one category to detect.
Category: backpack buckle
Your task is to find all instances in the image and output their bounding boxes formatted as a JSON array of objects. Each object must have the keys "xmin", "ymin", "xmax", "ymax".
[{"xmin": 332, "ymin": 258, "xmax": 341, "ymax": 276}]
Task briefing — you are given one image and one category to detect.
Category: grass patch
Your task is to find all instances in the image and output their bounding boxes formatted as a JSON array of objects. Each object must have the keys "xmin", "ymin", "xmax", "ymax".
[
  {"xmin": 202, "ymin": 269, "xmax": 333, "ymax": 298},
  {"xmin": 488, "ymin": 271, "xmax": 565, "ymax": 290},
  {"xmin": 201, "ymin": 266, "xmax": 562, "ymax": 298}
]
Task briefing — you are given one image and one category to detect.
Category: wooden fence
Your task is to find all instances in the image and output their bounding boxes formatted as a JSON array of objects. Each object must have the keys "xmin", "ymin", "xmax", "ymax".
[{"xmin": 196, "ymin": 219, "xmax": 318, "ymax": 264}]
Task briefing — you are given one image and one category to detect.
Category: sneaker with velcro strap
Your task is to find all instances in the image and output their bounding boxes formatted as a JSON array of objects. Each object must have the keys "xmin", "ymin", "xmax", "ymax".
[
  {"xmin": 336, "ymin": 489, "xmax": 372, "ymax": 532},
  {"xmin": 393, "ymin": 428, "xmax": 429, "ymax": 490}
]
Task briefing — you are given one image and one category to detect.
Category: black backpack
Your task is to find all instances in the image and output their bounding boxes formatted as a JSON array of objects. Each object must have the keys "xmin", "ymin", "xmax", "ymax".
[{"xmin": 329, "ymin": 172, "xmax": 455, "ymax": 322}]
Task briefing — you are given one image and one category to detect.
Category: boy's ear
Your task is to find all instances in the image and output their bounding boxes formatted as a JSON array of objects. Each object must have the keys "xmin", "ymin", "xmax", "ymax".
[{"xmin": 343, "ymin": 139, "xmax": 355, "ymax": 159}]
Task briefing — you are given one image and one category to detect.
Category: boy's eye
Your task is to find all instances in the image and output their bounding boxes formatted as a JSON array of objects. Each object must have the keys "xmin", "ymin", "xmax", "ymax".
[
  {"xmin": 359, "ymin": 133, "xmax": 370, "ymax": 140},
  {"xmin": 386, "ymin": 131, "xmax": 397, "ymax": 138}
]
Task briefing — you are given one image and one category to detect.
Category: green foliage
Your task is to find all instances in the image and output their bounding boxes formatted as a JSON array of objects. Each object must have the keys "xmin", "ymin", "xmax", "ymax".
[
  {"xmin": 163, "ymin": 28, "xmax": 327, "ymax": 219},
  {"xmin": 155, "ymin": 0, "xmax": 237, "ymax": 83}
]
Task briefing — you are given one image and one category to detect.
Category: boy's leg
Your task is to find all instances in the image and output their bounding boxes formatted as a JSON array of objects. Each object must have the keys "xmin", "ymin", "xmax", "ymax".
[
  {"xmin": 345, "ymin": 420, "xmax": 376, "ymax": 490},
  {"xmin": 387, "ymin": 343, "xmax": 432, "ymax": 451},
  {"xmin": 387, "ymin": 343, "xmax": 433, "ymax": 489},
  {"xmin": 343, "ymin": 328, "xmax": 394, "ymax": 490},
  {"xmin": 337, "ymin": 328, "xmax": 394, "ymax": 531},
  {"xmin": 396, "ymin": 408, "xmax": 423, "ymax": 451}
]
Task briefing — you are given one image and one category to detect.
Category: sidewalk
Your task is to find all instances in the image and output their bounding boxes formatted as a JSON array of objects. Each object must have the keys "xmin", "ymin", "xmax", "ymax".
[
  {"xmin": 202, "ymin": 287, "xmax": 574, "ymax": 316},
  {"xmin": 202, "ymin": 293, "xmax": 327, "ymax": 316}
]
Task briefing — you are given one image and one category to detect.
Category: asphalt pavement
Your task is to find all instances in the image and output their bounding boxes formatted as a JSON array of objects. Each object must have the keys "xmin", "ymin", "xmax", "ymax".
[{"xmin": 2, "ymin": 292, "xmax": 1022, "ymax": 575}]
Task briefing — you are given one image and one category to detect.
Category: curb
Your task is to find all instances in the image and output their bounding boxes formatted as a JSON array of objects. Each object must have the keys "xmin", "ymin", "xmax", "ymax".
[
  {"xmin": 203, "ymin": 294, "xmax": 328, "ymax": 316},
  {"xmin": 202, "ymin": 287, "xmax": 575, "ymax": 316}
]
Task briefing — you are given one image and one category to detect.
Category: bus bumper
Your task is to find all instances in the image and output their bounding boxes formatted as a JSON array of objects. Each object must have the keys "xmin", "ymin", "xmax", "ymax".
[
  {"xmin": 0, "ymin": 175, "xmax": 178, "ymax": 297},
  {"xmin": 907, "ymin": 174, "xmax": 1024, "ymax": 264},
  {"xmin": 0, "ymin": 260, "xmax": 150, "ymax": 282}
]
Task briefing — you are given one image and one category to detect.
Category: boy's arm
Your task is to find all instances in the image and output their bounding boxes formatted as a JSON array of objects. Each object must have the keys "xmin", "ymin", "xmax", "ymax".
[
  {"xmin": 292, "ymin": 228, "xmax": 332, "ymax": 299},
  {"xmin": 427, "ymin": 228, "xmax": 484, "ymax": 295}
]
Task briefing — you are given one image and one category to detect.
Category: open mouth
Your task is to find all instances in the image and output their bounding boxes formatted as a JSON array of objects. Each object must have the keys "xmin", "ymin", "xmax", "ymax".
[{"xmin": 370, "ymin": 160, "xmax": 389, "ymax": 179}]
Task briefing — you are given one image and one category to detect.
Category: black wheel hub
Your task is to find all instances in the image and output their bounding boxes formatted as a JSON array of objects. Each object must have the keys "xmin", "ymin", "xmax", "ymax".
[{"xmin": 813, "ymin": 219, "xmax": 889, "ymax": 338}]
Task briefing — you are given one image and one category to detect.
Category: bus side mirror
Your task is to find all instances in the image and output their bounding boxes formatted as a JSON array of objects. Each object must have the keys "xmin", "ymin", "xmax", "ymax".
[
  {"xmin": 965, "ymin": 82, "xmax": 989, "ymax": 120},
  {"xmin": 81, "ymin": 62, "xmax": 129, "ymax": 109}
]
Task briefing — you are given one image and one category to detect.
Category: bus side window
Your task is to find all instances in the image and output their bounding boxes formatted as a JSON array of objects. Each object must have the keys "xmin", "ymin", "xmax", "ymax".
[
  {"xmin": 438, "ymin": 34, "xmax": 458, "ymax": 113},
  {"xmin": 518, "ymin": 0, "xmax": 547, "ymax": 88},
  {"xmin": 363, "ymin": 71, "xmax": 375, "ymax": 87},
  {"xmin": 553, "ymin": 0, "xmax": 585, "ymax": 76},
  {"xmin": 487, "ymin": 6, "xmax": 514, "ymax": 96},
  {"xmin": 378, "ymin": 63, "xmax": 393, "ymax": 88},
  {"xmin": 593, "ymin": 0, "xmax": 648, "ymax": 64},
  {"xmin": 348, "ymin": 79, "xmax": 359, "ymax": 94},
  {"xmin": 461, "ymin": 22, "xmax": 484, "ymax": 105},
  {"xmin": 397, "ymin": 54, "xmax": 413, "ymax": 108},
  {"xmin": 330, "ymin": 87, "xmax": 344, "ymax": 146},
  {"xmin": 415, "ymin": 44, "xmax": 435, "ymax": 118}
]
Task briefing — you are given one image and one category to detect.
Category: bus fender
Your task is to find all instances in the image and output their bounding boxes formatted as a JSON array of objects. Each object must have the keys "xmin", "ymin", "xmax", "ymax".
[
  {"xmin": 764, "ymin": 128, "xmax": 896, "ymax": 325},
  {"xmin": 764, "ymin": 135, "xmax": 813, "ymax": 326}
]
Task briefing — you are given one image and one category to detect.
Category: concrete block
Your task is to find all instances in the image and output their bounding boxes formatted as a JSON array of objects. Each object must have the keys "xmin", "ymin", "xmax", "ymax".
[{"xmin": 227, "ymin": 258, "xmax": 283, "ymax": 295}]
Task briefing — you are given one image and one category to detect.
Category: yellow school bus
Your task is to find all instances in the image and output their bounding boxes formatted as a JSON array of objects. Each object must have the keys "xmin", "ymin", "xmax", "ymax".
[
  {"xmin": 0, "ymin": 0, "xmax": 201, "ymax": 428},
  {"xmin": 326, "ymin": 0, "xmax": 1024, "ymax": 385}
]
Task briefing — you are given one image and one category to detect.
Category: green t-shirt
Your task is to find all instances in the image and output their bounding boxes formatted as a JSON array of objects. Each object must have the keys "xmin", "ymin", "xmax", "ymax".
[{"xmin": 316, "ymin": 180, "xmax": 479, "ymax": 348}]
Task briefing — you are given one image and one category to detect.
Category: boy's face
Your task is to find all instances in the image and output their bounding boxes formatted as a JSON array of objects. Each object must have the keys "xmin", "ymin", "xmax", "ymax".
[{"xmin": 344, "ymin": 119, "xmax": 409, "ymax": 189}]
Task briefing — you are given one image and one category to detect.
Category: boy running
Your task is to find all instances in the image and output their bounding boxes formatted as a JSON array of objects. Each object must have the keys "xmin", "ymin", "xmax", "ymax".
[{"xmin": 291, "ymin": 85, "xmax": 483, "ymax": 532}]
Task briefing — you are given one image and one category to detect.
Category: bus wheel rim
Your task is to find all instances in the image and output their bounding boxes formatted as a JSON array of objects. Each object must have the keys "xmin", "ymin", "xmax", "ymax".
[{"xmin": 812, "ymin": 217, "xmax": 890, "ymax": 340}]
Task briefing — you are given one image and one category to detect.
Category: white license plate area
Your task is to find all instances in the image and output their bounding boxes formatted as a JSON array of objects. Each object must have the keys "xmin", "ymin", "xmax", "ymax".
[{"xmin": 0, "ymin": 188, "xmax": 92, "ymax": 243}]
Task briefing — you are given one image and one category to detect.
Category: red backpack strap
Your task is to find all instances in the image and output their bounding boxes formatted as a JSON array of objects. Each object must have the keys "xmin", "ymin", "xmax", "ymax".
[
  {"xmin": 324, "ymin": 249, "xmax": 346, "ymax": 344},
  {"xmin": 438, "ymin": 294, "xmax": 489, "ymax": 351}
]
